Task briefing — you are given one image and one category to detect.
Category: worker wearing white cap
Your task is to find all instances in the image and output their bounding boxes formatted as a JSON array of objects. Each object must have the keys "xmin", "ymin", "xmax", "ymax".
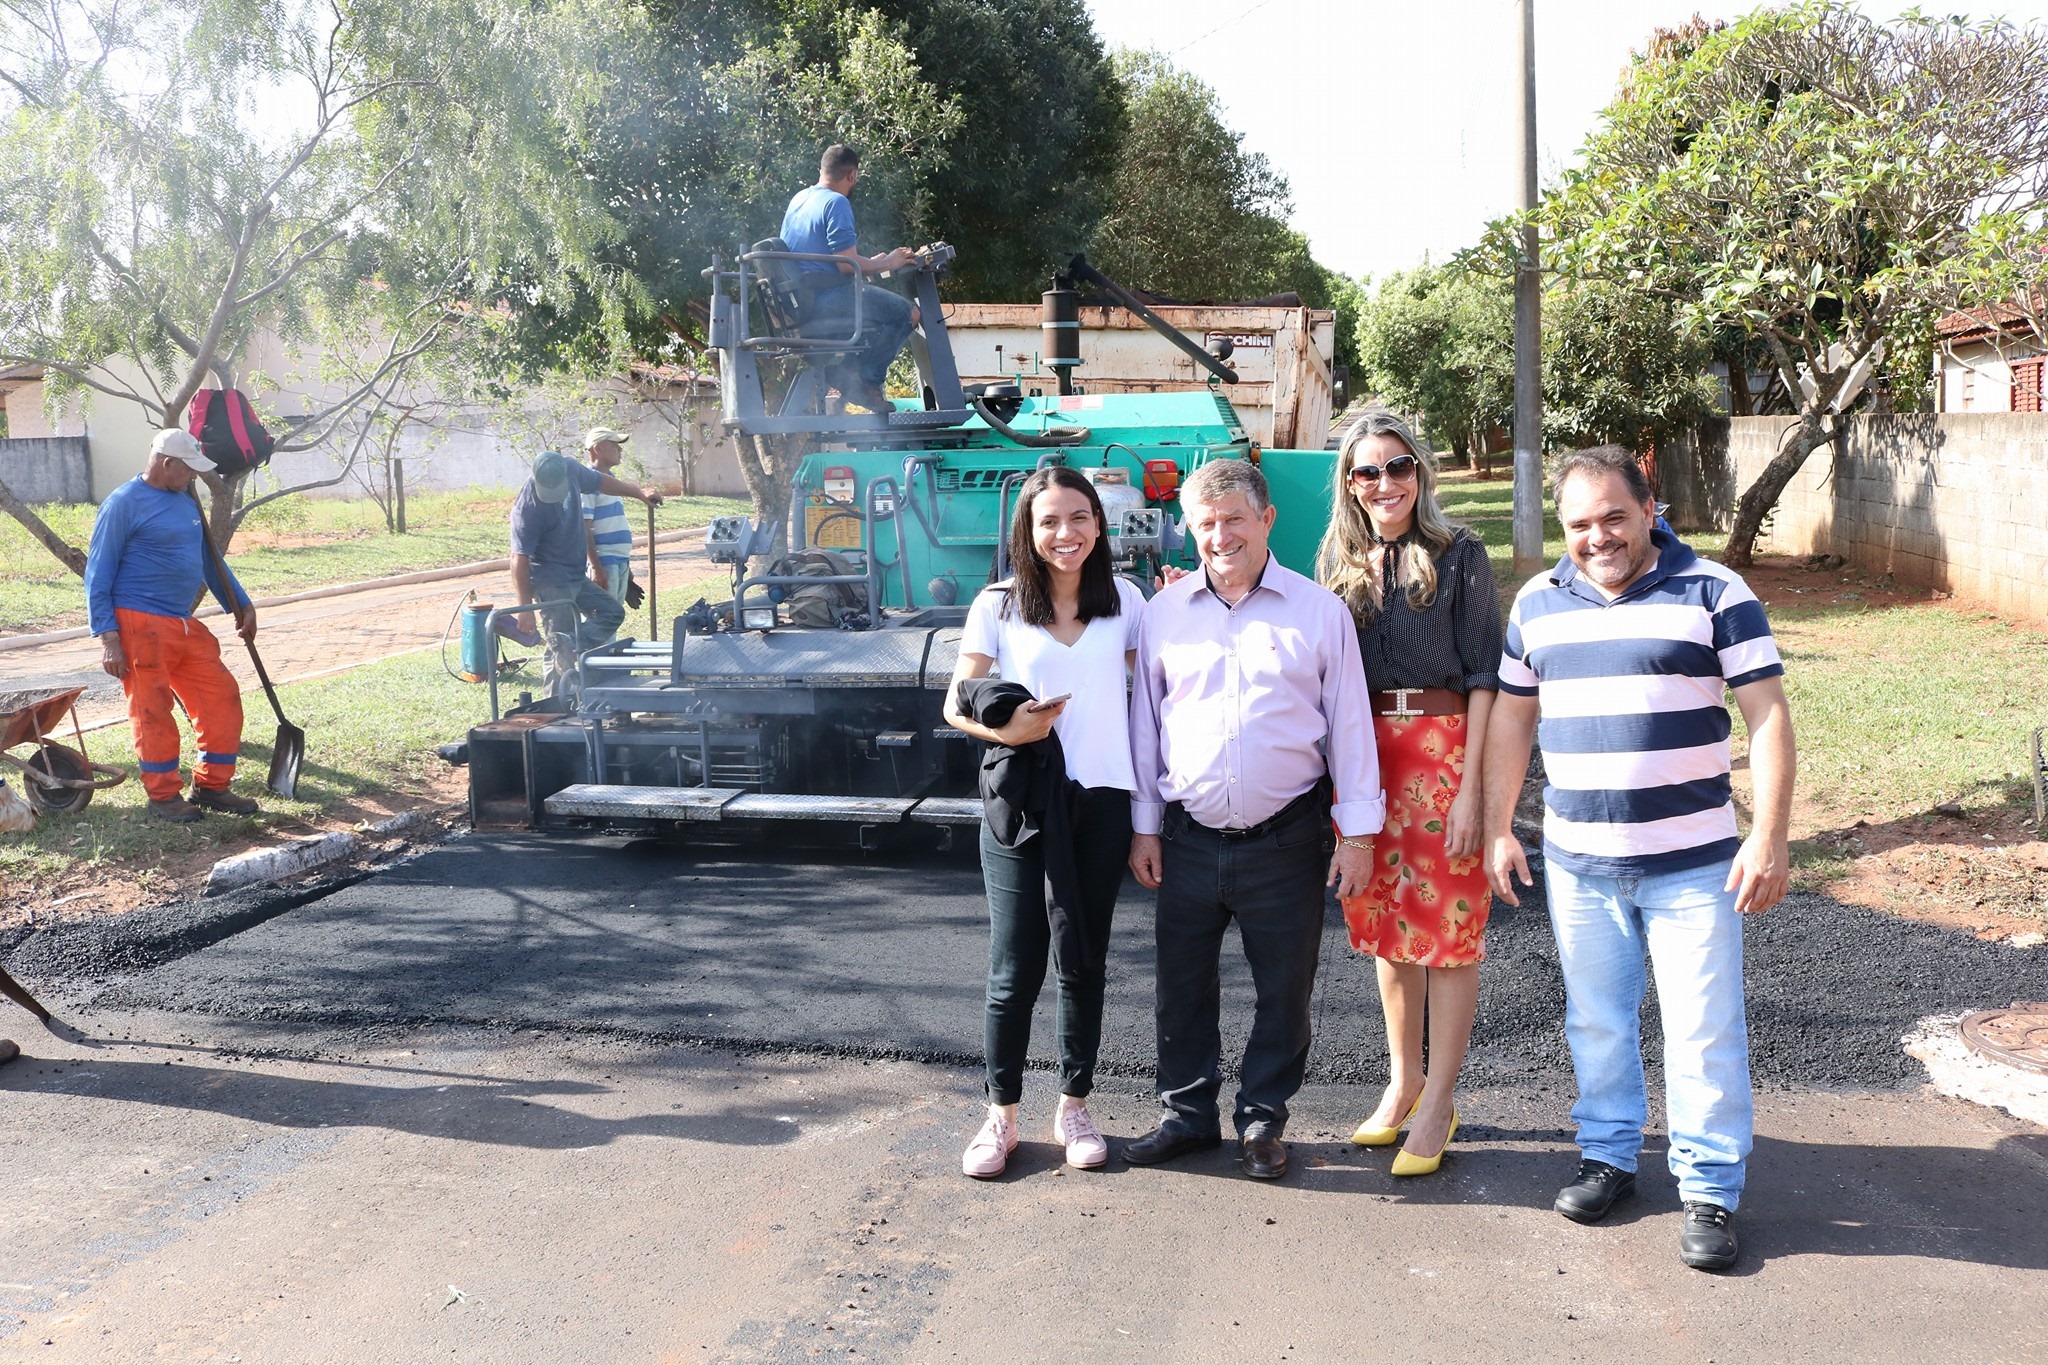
[
  {"xmin": 84, "ymin": 429, "xmax": 260, "ymax": 823},
  {"xmin": 580, "ymin": 427, "xmax": 639, "ymax": 636}
]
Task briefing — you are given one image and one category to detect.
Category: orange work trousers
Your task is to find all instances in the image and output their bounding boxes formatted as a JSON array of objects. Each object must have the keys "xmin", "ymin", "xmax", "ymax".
[{"xmin": 115, "ymin": 607, "xmax": 245, "ymax": 801}]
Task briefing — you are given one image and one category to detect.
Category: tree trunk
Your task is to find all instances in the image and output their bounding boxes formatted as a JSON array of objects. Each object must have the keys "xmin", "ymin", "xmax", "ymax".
[
  {"xmin": 734, "ymin": 432, "xmax": 797, "ymax": 559},
  {"xmin": 198, "ymin": 471, "xmax": 243, "ymax": 552},
  {"xmin": 1723, "ymin": 409, "xmax": 1835, "ymax": 568},
  {"xmin": 1727, "ymin": 359, "xmax": 1754, "ymax": 417},
  {"xmin": 0, "ymin": 476, "xmax": 88, "ymax": 576}
]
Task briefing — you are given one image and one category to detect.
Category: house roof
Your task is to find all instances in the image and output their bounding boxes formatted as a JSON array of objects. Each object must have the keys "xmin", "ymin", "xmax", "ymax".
[{"xmin": 1937, "ymin": 298, "xmax": 2043, "ymax": 343}]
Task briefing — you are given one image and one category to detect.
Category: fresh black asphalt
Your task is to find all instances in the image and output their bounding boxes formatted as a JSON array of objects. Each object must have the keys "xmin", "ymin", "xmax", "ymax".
[{"xmin": 28, "ymin": 832, "xmax": 2040, "ymax": 1092}]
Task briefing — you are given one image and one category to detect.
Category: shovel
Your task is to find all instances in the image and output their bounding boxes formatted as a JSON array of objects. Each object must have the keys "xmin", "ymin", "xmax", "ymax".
[
  {"xmin": 246, "ymin": 641, "xmax": 305, "ymax": 798},
  {"xmin": 190, "ymin": 490, "xmax": 304, "ymax": 798}
]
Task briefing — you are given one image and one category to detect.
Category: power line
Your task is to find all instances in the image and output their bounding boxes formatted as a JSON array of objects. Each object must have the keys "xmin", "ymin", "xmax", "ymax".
[{"xmin": 1173, "ymin": 0, "xmax": 1278, "ymax": 56}]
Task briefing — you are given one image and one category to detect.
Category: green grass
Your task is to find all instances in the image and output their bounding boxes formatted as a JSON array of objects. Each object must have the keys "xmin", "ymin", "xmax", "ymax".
[
  {"xmin": 0, "ymin": 488, "xmax": 750, "ymax": 634},
  {"xmin": 1767, "ymin": 604, "xmax": 2044, "ymax": 825},
  {"xmin": 1, "ymin": 647, "xmax": 493, "ymax": 904}
]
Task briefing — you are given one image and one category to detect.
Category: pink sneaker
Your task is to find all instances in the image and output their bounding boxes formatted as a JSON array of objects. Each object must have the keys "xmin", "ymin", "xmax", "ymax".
[
  {"xmin": 962, "ymin": 1108, "xmax": 1018, "ymax": 1179},
  {"xmin": 1052, "ymin": 1098, "xmax": 1108, "ymax": 1170}
]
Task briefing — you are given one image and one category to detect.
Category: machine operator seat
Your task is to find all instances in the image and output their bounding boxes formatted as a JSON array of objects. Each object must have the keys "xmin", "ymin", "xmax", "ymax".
[{"xmin": 749, "ymin": 237, "xmax": 865, "ymax": 354}]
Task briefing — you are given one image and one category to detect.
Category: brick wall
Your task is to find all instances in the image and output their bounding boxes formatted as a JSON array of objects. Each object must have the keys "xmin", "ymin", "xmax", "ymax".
[{"xmin": 1662, "ymin": 412, "xmax": 2048, "ymax": 623}]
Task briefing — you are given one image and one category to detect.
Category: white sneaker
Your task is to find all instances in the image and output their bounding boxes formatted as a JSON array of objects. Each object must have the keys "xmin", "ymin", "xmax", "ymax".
[
  {"xmin": 962, "ymin": 1108, "xmax": 1018, "ymax": 1179},
  {"xmin": 1052, "ymin": 1098, "xmax": 1108, "ymax": 1170}
]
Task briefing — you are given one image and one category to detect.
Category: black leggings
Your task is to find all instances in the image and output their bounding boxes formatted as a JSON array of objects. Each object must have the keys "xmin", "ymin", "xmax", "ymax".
[{"xmin": 978, "ymin": 785, "xmax": 1133, "ymax": 1105}]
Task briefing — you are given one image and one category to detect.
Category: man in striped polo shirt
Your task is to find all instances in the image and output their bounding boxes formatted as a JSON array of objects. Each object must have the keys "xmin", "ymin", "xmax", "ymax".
[
  {"xmin": 1481, "ymin": 446, "xmax": 1796, "ymax": 1273},
  {"xmin": 580, "ymin": 427, "xmax": 637, "ymax": 643}
]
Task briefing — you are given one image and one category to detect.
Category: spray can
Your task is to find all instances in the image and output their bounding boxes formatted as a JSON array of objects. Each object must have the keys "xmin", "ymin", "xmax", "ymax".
[{"xmin": 459, "ymin": 600, "xmax": 493, "ymax": 683}]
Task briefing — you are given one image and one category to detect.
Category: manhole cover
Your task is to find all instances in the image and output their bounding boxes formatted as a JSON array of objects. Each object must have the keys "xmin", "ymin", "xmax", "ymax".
[{"xmin": 1959, "ymin": 1002, "xmax": 2048, "ymax": 1075}]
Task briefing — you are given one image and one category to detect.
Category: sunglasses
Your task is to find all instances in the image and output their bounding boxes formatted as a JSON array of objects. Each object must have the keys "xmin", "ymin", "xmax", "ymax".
[{"xmin": 1348, "ymin": 453, "xmax": 1419, "ymax": 484}]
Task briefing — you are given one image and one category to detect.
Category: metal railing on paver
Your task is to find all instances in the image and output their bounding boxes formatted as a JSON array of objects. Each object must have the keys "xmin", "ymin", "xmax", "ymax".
[{"xmin": 541, "ymin": 784, "xmax": 985, "ymax": 825}]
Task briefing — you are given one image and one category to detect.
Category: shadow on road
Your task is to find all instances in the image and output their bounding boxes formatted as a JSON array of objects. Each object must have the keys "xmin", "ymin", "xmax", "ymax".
[
  {"xmin": 2, "ymin": 1055, "xmax": 806, "ymax": 1150},
  {"xmin": 1128, "ymin": 1125, "xmax": 2048, "ymax": 1275}
]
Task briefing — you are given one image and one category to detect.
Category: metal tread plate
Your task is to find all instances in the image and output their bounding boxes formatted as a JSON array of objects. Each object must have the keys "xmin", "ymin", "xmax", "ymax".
[
  {"xmin": 722, "ymin": 793, "xmax": 919, "ymax": 823},
  {"xmin": 674, "ymin": 629, "xmax": 936, "ymax": 687},
  {"xmin": 544, "ymin": 785, "xmax": 742, "ymax": 821},
  {"xmin": 907, "ymin": 797, "xmax": 984, "ymax": 825}
]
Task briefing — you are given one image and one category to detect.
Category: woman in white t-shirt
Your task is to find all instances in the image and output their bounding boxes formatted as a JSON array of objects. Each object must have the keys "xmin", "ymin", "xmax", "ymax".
[{"xmin": 944, "ymin": 465, "xmax": 1145, "ymax": 1179}]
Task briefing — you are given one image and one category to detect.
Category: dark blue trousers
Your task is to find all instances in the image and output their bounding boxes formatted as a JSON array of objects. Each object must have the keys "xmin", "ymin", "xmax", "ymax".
[{"xmin": 1153, "ymin": 792, "xmax": 1329, "ymax": 1140}]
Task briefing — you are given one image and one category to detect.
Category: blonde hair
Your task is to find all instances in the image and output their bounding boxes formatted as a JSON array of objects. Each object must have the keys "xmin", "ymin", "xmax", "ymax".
[{"xmin": 1316, "ymin": 412, "xmax": 1461, "ymax": 619}]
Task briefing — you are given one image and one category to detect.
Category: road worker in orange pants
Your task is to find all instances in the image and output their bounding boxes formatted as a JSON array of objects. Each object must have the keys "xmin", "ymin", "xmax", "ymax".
[{"xmin": 85, "ymin": 429, "xmax": 262, "ymax": 824}]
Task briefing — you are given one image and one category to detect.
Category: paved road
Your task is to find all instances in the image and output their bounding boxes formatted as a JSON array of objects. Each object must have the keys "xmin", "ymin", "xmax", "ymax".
[
  {"xmin": 0, "ymin": 538, "xmax": 723, "ymax": 731},
  {"xmin": 2, "ymin": 834, "xmax": 2044, "ymax": 1360}
]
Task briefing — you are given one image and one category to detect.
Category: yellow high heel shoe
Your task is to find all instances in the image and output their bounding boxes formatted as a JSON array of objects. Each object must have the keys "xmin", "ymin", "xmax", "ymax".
[
  {"xmin": 1390, "ymin": 1108, "xmax": 1459, "ymax": 1177},
  {"xmin": 1349, "ymin": 1093, "xmax": 1422, "ymax": 1147}
]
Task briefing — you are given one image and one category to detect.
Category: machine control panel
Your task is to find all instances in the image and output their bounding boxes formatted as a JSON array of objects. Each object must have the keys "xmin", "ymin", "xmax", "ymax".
[
  {"xmin": 1113, "ymin": 508, "xmax": 1164, "ymax": 559},
  {"xmin": 706, "ymin": 515, "xmax": 755, "ymax": 564}
]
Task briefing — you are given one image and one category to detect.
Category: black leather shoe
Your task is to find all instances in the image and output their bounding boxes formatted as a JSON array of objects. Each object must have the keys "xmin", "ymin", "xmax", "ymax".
[
  {"xmin": 1121, "ymin": 1125, "xmax": 1221, "ymax": 1167},
  {"xmin": 1554, "ymin": 1158, "xmax": 1637, "ymax": 1223},
  {"xmin": 1239, "ymin": 1134, "xmax": 1288, "ymax": 1180},
  {"xmin": 1679, "ymin": 1202, "xmax": 1738, "ymax": 1271}
]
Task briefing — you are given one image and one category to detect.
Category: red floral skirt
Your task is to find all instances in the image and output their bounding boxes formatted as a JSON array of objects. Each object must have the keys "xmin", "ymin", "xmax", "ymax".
[{"xmin": 1339, "ymin": 713, "xmax": 1490, "ymax": 967}]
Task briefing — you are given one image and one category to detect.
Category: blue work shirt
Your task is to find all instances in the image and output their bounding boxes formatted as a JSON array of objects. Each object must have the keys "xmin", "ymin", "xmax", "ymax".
[
  {"xmin": 85, "ymin": 478, "xmax": 251, "ymax": 637},
  {"xmin": 509, "ymin": 460, "xmax": 604, "ymax": 583},
  {"xmin": 780, "ymin": 184, "xmax": 860, "ymax": 303}
]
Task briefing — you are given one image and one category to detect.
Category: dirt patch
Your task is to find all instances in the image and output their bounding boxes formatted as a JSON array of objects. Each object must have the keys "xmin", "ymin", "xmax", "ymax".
[
  {"xmin": 1739, "ymin": 552, "xmax": 1949, "ymax": 614},
  {"xmin": 1804, "ymin": 805, "xmax": 2048, "ymax": 942},
  {"xmin": 1, "ymin": 769, "xmax": 469, "ymax": 932},
  {"xmin": 1731, "ymin": 552, "xmax": 2048, "ymax": 939}
]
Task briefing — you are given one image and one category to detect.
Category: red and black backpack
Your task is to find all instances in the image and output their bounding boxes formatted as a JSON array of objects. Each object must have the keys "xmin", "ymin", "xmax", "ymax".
[{"xmin": 186, "ymin": 388, "xmax": 276, "ymax": 477}]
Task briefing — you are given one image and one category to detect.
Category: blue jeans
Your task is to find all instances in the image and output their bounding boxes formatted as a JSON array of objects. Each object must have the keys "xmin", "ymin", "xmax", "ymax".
[
  {"xmin": 807, "ymin": 282, "xmax": 914, "ymax": 387},
  {"xmin": 1543, "ymin": 853, "xmax": 1753, "ymax": 1210}
]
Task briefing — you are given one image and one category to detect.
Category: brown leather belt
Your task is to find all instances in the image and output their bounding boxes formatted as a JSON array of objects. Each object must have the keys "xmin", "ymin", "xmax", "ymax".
[{"xmin": 1371, "ymin": 687, "xmax": 1467, "ymax": 717}]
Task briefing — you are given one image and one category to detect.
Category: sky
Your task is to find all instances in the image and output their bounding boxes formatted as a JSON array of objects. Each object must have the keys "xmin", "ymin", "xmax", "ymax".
[{"xmin": 1083, "ymin": 1, "xmax": 2048, "ymax": 283}]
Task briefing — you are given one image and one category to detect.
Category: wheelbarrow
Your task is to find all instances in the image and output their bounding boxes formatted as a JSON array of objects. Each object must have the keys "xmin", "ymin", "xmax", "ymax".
[{"xmin": 0, "ymin": 686, "xmax": 127, "ymax": 815}]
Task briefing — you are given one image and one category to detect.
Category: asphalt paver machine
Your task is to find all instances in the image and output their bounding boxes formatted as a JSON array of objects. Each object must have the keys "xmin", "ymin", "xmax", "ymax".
[{"xmin": 462, "ymin": 246, "xmax": 1340, "ymax": 845}]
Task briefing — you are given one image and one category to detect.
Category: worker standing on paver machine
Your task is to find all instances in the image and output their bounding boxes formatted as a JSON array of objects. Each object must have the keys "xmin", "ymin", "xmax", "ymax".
[
  {"xmin": 87, "ymin": 429, "xmax": 261, "ymax": 825},
  {"xmin": 509, "ymin": 449, "xmax": 663, "ymax": 696},
  {"xmin": 580, "ymin": 426, "xmax": 639, "ymax": 645}
]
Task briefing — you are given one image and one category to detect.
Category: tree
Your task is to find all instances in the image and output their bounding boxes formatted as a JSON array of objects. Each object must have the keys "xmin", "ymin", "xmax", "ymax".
[
  {"xmin": 859, "ymin": 0, "xmax": 1125, "ymax": 302},
  {"xmin": 1355, "ymin": 264, "xmax": 1513, "ymax": 470},
  {"xmin": 1088, "ymin": 50, "xmax": 1296, "ymax": 302},
  {"xmin": 1541, "ymin": 280, "xmax": 1719, "ymax": 457},
  {"xmin": 0, "ymin": 0, "xmax": 625, "ymax": 561},
  {"xmin": 1515, "ymin": 3, "xmax": 2048, "ymax": 566}
]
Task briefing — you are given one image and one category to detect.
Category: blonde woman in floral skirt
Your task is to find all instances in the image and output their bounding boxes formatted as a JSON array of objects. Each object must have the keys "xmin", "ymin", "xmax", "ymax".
[{"xmin": 1317, "ymin": 412, "xmax": 1502, "ymax": 1176}]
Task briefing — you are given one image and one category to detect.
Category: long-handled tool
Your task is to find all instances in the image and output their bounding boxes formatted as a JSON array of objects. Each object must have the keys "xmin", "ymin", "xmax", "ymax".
[
  {"xmin": 0, "ymin": 964, "xmax": 52, "ymax": 1023},
  {"xmin": 646, "ymin": 500, "xmax": 659, "ymax": 641},
  {"xmin": 190, "ymin": 491, "xmax": 306, "ymax": 798},
  {"xmin": 246, "ymin": 641, "xmax": 305, "ymax": 798}
]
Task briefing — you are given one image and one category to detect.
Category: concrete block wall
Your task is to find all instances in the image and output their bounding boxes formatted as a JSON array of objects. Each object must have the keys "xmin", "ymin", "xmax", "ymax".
[
  {"xmin": 0, "ymin": 436, "xmax": 92, "ymax": 502},
  {"xmin": 1697, "ymin": 412, "xmax": 2048, "ymax": 623}
]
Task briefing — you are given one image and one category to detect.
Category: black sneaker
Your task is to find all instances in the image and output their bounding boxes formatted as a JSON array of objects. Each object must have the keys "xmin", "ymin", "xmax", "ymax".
[
  {"xmin": 1679, "ymin": 1201, "xmax": 1739, "ymax": 1271},
  {"xmin": 1554, "ymin": 1158, "xmax": 1637, "ymax": 1223}
]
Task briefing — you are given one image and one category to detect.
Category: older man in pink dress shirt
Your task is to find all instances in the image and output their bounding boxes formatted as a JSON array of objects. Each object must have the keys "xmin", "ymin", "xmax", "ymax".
[{"xmin": 1124, "ymin": 458, "xmax": 1385, "ymax": 1181}]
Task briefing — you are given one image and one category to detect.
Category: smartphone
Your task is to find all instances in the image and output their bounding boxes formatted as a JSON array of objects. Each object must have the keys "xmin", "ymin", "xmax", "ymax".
[{"xmin": 1026, "ymin": 693, "xmax": 1072, "ymax": 712}]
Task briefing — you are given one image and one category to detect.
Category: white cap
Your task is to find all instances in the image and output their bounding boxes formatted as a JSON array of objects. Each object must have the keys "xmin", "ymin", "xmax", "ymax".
[{"xmin": 150, "ymin": 428, "xmax": 214, "ymax": 471}]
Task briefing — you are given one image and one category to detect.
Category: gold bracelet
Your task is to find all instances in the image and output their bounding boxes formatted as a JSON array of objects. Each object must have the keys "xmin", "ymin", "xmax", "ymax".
[{"xmin": 1337, "ymin": 836, "xmax": 1373, "ymax": 850}]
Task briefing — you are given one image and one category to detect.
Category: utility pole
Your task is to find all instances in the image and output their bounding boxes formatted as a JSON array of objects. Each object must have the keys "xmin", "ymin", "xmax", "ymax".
[{"xmin": 1511, "ymin": 0, "xmax": 1544, "ymax": 575}]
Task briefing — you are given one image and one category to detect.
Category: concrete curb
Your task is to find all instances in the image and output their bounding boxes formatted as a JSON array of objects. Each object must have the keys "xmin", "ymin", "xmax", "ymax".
[{"xmin": 0, "ymin": 525, "xmax": 710, "ymax": 653}]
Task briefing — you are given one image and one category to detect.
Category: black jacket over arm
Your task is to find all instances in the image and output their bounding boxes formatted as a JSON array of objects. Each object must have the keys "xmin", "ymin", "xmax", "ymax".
[{"xmin": 955, "ymin": 677, "xmax": 1089, "ymax": 973}]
